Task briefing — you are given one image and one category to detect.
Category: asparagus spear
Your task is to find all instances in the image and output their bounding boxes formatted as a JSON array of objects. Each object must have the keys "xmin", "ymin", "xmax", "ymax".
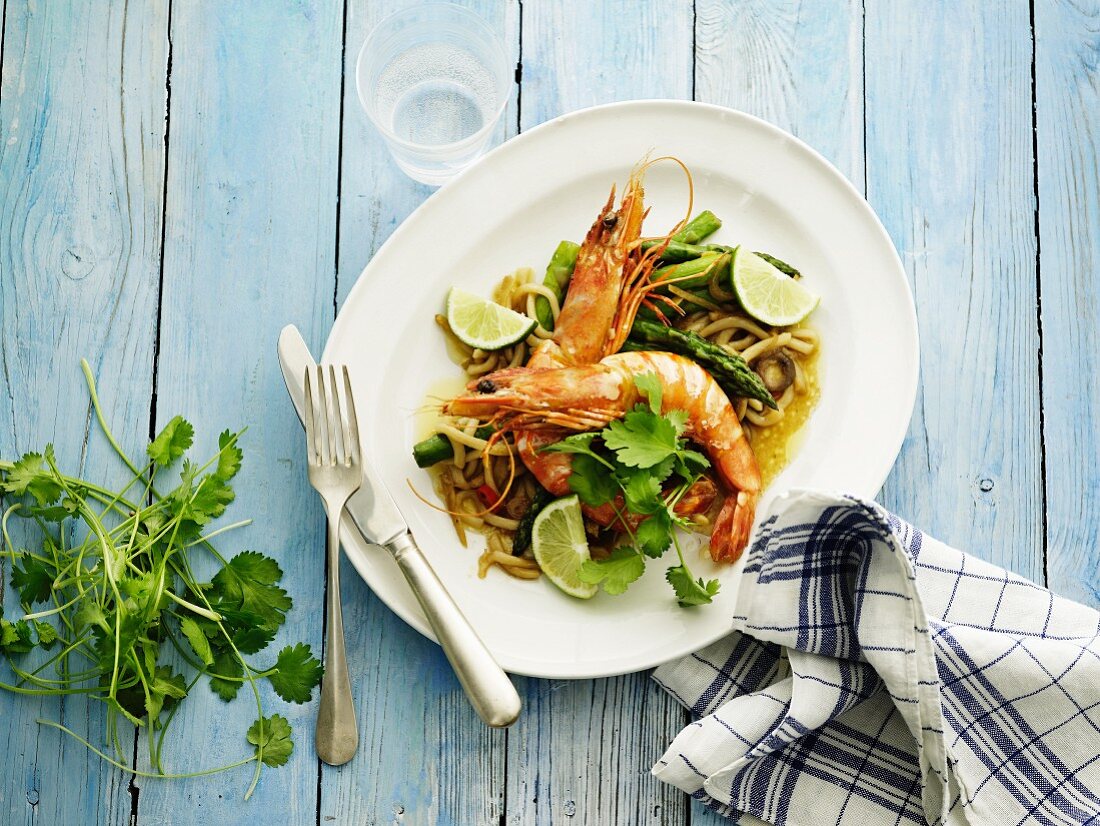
[
  {"xmin": 651, "ymin": 252, "xmax": 725, "ymax": 291},
  {"xmin": 626, "ymin": 319, "xmax": 777, "ymax": 409},
  {"xmin": 672, "ymin": 210, "xmax": 722, "ymax": 245},
  {"xmin": 640, "ymin": 238, "xmax": 710, "ymax": 263},
  {"xmin": 412, "ymin": 426, "xmax": 495, "ymax": 468},
  {"xmin": 535, "ymin": 240, "xmax": 581, "ymax": 331},
  {"xmin": 705, "ymin": 244, "xmax": 801, "ymax": 279}
]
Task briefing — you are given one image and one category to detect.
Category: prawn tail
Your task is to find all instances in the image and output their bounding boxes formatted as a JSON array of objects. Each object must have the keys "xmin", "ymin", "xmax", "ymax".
[{"xmin": 709, "ymin": 489, "xmax": 758, "ymax": 564}]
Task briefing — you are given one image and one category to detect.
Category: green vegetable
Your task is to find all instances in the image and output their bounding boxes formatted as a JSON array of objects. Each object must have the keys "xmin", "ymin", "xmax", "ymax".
[
  {"xmin": 672, "ymin": 210, "xmax": 722, "ymax": 245},
  {"xmin": 641, "ymin": 235, "xmax": 801, "ymax": 280},
  {"xmin": 651, "ymin": 252, "xmax": 726, "ymax": 292},
  {"xmin": 640, "ymin": 238, "xmax": 711, "ymax": 263},
  {"xmin": 535, "ymin": 240, "xmax": 581, "ymax": 331},
  {"xmin": 705, "ymin": 244, "xmax": 801, "ymax": 279},
  {"xmin": 511, "ymin": 487, "xmax": 554, "ymax": 556},
  {"xmin": 542, "ymin": 374, "xmax": 718, "ymax": 606},
  {"xmin": 412, "ymin": 426, "xmax": 494, "ymax": 468},
  {"xmin": 0, "ymin": 360, "xmax": 322, "ymax": 799},
  {"xmin": 754, "ymin": 251, "xmax": 800, "ymax": 279},
  {"xmin": 625, "ymin": 319, "xmax": 777, "ymax": 409}
]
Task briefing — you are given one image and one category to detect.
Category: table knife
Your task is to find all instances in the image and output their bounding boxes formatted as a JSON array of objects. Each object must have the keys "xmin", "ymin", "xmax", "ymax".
[{"xmin": 277, "ymin": 325, "xmax": 522, "ymax": 728}]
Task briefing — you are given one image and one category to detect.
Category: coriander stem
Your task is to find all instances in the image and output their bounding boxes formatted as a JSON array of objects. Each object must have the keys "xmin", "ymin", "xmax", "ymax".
[
  {"xmin": 163, "ymin": 590, "xmax": 221, "ymax": 621},
  {"xmin": 80, "ymin": 359, "xmax": 141, "ymax": 476},
  {"xmin": 37, "ymin": 719, "xmax": 257, "ymax": 778}
]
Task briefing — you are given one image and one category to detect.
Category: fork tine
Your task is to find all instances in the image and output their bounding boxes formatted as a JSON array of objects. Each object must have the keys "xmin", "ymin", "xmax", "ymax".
[
  {"xmin": 342, "ymin": 366, "xmax": 360, "ymax": 466},
  {"xmin": 316, "ymin": 365, "xmax": 332, "ymax": 465},
  {"xmin": 328, "ymin": 364, "xmax": 345, "ymax": 466},
  {"xmin": 303, "ymin": 368, "xmax": 317, "ymax": 465}
]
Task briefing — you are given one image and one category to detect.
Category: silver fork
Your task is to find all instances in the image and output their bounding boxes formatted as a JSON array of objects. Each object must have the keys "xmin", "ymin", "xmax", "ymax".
[{"xmin": 304, "ymin": 365, "xmax": 361, "ymax": 766}]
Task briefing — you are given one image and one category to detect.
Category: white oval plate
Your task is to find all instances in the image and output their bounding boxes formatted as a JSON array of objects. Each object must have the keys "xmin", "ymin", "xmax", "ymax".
[{"xmin": 323, "ymin": 100, "xmax": 918, "ymax": 679}]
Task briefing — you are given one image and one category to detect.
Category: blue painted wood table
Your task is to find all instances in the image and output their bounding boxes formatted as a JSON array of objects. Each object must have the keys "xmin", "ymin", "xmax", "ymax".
[{"xmin": 2, "ymin": 1, "xmax": 1098, "ymax": 823}]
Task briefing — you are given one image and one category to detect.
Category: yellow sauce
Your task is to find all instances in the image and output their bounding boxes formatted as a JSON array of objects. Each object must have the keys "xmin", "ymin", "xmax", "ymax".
[{"xmin": 746, "ymin": 347, "xmax": 821, "ymax": 489}]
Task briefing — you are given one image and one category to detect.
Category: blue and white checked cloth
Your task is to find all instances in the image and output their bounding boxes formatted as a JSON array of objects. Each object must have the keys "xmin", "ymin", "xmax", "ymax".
[{"xmin": 653, "ymin": 491, "xmax": 1100, "ymax": 825}]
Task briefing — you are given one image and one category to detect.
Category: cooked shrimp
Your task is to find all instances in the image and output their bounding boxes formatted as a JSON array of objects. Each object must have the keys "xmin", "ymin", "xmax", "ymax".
[
  {"xmin": 445, "ymin": 351, "xmax": 762, "ymax": 563},
  {"xmin": 518, "ymin": 160, "xmax": 652, "ymax": 494}
]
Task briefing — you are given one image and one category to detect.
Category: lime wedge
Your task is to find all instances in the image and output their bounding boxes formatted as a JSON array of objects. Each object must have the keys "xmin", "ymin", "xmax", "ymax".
[
  {"xmin": 446, "ymin": 286, "xmax": 537, "ymax": 350},
  {"xmin": 730, "ymin": 247, "xmax": 820, "ymax": 326},
  {"xmin": 531, "ymin": 495, "xmax": 597, "ymax": 599}
]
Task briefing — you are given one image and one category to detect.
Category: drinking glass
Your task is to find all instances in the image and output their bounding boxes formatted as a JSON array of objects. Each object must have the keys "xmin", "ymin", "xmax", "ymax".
[{"xmin": 356, "ymin": 4, "xmax": 511, "ymax": 187}]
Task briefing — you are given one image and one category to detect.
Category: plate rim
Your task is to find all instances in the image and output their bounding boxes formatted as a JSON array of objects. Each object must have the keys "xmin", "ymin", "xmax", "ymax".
[{"xmin": 323, "ymin": 98, "xmax": 920, "ymax": 678}]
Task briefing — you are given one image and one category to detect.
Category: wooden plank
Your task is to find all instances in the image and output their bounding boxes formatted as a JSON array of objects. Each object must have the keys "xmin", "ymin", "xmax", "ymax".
[
  {"xmin": 133, "ymin": 3, "xmax": 342, "ymax": 823},
  {"xmin": 323, "ymin": 2, "xmax": 518, "ymax": 824},
  {"xmin": 866, "ymin": 1, "xmax": 1043, "ymax": 582},
  {"xmin": 0, "ymin": 1, "xmax": 168, "ymax": 823},
  {"xmin": 506, "ymin": 3, "xmax": 692, "ymax": 824},
  {"xmin": 1034, "ymin": 0, "xmax": 1100, "ymax": 604},
  {"xmin": 691, "ymin": 2, "xmax": 863, "ymax": 822}
]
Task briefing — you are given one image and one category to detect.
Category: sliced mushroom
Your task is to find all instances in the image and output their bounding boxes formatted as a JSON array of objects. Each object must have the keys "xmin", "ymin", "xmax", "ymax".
[{"xmin": 753, "ymin": 349, "xmax": 797, "ymax": 396}]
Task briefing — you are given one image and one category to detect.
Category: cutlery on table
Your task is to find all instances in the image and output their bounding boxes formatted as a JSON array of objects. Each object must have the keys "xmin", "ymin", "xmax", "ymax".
[
  {"xmin": 302, "ymin": 364, "xmax": 362, "ymax": 765},
  {"xmin": 278, "ymin": 325, "xmax": 522, "ymax": 730}
]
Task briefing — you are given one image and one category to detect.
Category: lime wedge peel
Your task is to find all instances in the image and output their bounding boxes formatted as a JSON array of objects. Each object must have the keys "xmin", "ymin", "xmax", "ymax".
[
  {"xmin": 446, "ymin": 286, "xmax": 537, "ymax": 350},
  {"xmin": 730, "ymin": 248, "xmax": 820, "ymax": 327},
  {"xmin": 531, "ymin": 495, "xmax": 598, "ymax": 600}
]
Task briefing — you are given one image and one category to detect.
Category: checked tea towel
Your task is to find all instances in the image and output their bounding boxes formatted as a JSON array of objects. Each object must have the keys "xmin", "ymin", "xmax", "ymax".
[{"xmin": 653, "ymin": 491, "xmax": 1100, "ymax": 825}]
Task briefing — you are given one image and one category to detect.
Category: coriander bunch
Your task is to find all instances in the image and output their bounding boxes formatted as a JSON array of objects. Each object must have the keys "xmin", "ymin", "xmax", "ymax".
[{"xmin": 0, "ymin": 360, "xmax": 322, "ymax": 798}]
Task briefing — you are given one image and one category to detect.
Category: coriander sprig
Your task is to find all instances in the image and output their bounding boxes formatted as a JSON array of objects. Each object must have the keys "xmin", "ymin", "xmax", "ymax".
[
  {"xmin": 542, "ymin": 373, "xmax": 721, "ymax": 606},
  {"xmin": 0, "ymin": 360, "xmax": 322, "ymax": 797}
]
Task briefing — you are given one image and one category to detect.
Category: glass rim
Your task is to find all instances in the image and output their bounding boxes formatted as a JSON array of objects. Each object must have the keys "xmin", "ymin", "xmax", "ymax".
[{"xmin": 355, "ymin": 2, "xmax": 511, "ymax": 154}]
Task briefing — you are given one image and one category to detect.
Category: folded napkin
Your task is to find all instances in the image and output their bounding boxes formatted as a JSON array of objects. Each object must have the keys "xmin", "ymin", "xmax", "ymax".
[{"xmin": 653, "ymin": 491, "xmax": 1100, "ymax": 825}]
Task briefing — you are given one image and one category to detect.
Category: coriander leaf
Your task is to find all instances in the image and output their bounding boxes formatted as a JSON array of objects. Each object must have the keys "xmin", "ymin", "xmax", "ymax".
[
  {"xmin": 268, "ymin": 643, "xmax": 323, "ymax": 704},
  {"xmin": 633, "ymin": 373, "xmax": 663, "ymax": 414},
  {"xmin": 232, "ymin": 625, "xmax": 276, "ymax": 655},
  {"xmin": 213, "ymin": 430, "xmax": 244, "ymax": 482},
  {"xmin": 578, "ymin": 546, "xmax": 645, "ymax": 595},
  {"xmin": 603, "ymin": 410, "xmax": 679, "ymax": 469},
  {"xmin": 73, "ymin": 601, "xmax": 108, "ymax": 632},
  {"xmin": 34, "ymin": 621, "xmax": 58, "ymax": 650},
  {"xmin": 148, "ymin": 416, "xmax": 195, "ymax": 466},
  {"xmin": 152, "ymin": 666, "xmax": 188, "ymax": 701},
  {"xmin": 247, "ymin": 714, "xmax": 294, "ymax": 767},
  {"xmin": 1, "ymin": 452, "xmax": 62, "ymax": 505},
  {"xmin": 666, "ymin": 409, "xmax": 689, "ymax": 437},
  {"xmin": 635, "ymin": 508, "xmax": 673, "ymax": 558},
  {"xmin": 666, "ymin": 565, "xmax": 721, "ymax": 606},
  {"xmin": 541, "ymin": 432, "xmax": 606, "ymax": 463},
  {"xmin": 675, "ymin": 449, "xmax": 710, "ymax": 479},
  {"xmin": 11, "ymin": 556, "xmax": 53, "ymax": 606},
  {"xmin": 0, "ymin": 618, "xmax": 35, "ymax": 654},
  {"xmin": 567, "ymin": 454, "xmax": 618, "ymax": 507},
  {"xmin": 209, "ymin": 650, "xmax": 244, "ymax": 701},
  {"xmin": 188, "ymin": 475, "xmax": 235, "ymax": 523},
  {"xmin": 179, "ymin": 616, "xmax": 214, "ymax": 666},
  {"xmin": 619, "ymin": 470, "xmax": 662, "ymax": 515},
  {"xmin": 209, "ymin": 552, "xmax": 291, "ymax": 632}
]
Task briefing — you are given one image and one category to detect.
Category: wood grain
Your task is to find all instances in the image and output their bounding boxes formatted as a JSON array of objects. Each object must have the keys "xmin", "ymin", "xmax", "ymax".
[
  {"xmin": 133, "ymin": 2, "xmax": 342, "ymax": 823},
  {"xmin": 1035, "ymin": 0, "xmax": 1100, "ymax": 604},
  {"xmin": 507, "ymin": 3, "xmax": 693, "ymax": 825},
  {"xmin": 866, "ymin": 0, "xmax": 1043, "ymax": 582},
  {"xmin": 695, "ymin": 0, "xmax": 864, "ymax": 184},
  {"xmin": 0, "ymin": 1, "xmax": 168, "ymax": 823},
  {"xmin": 692, "ymin": 2, "xmax": 864, "ymax": 822},
  {"xmin": 324, "ymin": 2, "xmax": 518, "ymax": 824}
]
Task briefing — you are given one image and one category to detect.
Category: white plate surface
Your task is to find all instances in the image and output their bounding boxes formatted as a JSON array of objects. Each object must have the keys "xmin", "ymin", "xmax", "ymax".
[{"xmin": 323, "ymin": 100, "xmax": 918, "ymax": 679}]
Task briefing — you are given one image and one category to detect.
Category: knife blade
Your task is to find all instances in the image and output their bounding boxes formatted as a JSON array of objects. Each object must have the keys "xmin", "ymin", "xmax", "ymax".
[
  {"xmin": 276, "ymin": 324, "xmax": 522, "ymax": 728},
  {"xmin": 278, "ymin": 325, "xmax": 405, "ymax": 547}
]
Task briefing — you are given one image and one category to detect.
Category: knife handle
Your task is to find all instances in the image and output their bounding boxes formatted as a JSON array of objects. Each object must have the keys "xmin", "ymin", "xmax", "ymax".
[{"xmin": 388, "ymin": 532, "xmax": 522, "ymax": 727}]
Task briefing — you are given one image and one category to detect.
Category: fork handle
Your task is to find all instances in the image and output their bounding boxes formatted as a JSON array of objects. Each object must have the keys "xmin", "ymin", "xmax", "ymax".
[
  {"xmin": 388, "ymin": 532, "xmax": 522, "ymax": 727},
  {"xmin": 316, "ymin": 504, "xmax": 358, "ymax": 765}
]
